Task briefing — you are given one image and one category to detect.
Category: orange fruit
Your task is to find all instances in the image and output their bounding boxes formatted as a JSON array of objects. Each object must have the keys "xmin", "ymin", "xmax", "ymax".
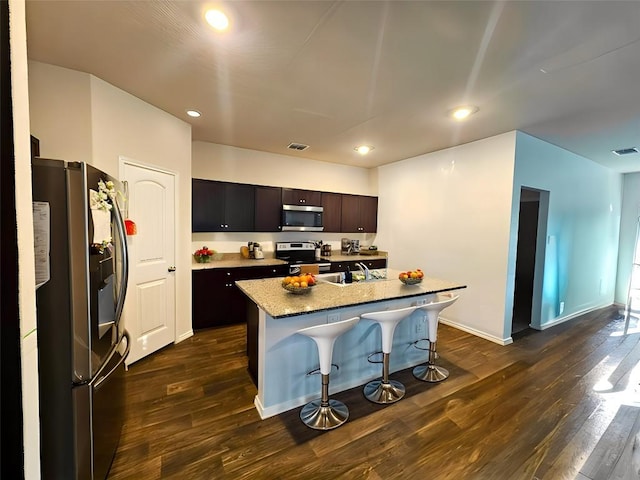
[{"xmin": 300, "ymin": 281, "xmax": 308, "ymax": 288}]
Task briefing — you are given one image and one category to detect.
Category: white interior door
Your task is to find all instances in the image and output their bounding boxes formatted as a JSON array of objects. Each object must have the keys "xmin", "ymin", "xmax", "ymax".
[{"xmin": 121, "ymin": 160, "xmax": 176, "ymax": 365}]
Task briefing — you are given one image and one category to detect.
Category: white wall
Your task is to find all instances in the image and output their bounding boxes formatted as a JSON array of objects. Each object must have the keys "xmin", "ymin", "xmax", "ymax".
[
  {"xmin": 192, "ymin": 141, "xmax": 376, "ymax": 194},
  {"xmin": 88, "ymin": 76, "xmax": 193, "ymax": 342},
  {"xmin": 615, "ymin": 173, "xmax": 640, "ymax": 304},
  {"xmin": 28, "ymin": 61, "xmax": 93, "ymax": 162},
  {"xmin": 191, "ymin": 141, "xmax": 379, "ymax": 255},
  {"xmin": 376, "ymin": 132, "xmax": 517, "ymax": 344},
  {"xmin": 28, "ymin": 62, "xmax": 194, "ymax": 344},
  {"xmin": 10, "ymin": 0, "xmax": 41, "ymax": 476},
  {"xmin": 511, "ymin": 131, "xmax": 622, "ymax": 331}
]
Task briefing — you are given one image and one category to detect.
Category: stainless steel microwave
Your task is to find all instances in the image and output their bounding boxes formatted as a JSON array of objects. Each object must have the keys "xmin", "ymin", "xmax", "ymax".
[{"xmin": 281, "ymin": 204, "xmax": 323, "ymax": 231}]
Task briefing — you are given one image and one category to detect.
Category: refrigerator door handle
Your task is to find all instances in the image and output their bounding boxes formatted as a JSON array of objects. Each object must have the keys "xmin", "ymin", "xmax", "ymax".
[
  {"xmin": 93, "ymin": 331, "xmax": 130, "ymax": 390},
  {"xmin": 112, "ymin": 197, "xmax": 129, "ymax": 327}
]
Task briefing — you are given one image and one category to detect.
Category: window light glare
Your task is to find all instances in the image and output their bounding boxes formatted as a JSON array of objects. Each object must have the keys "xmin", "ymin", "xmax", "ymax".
[
  {"xmin": 355, "ymin": 145, "xmax": 374, "ymax": 155},
  {"xmin": 450, "ymin": 105, "xmax": 479, "ymax": 121},
  {"xmin": 205, "ymin": 9, "xmax": 229, "ymax": 31},
  {"xmin": 186, "ymin": 110, "xmax": 201, "ymax": 118}
]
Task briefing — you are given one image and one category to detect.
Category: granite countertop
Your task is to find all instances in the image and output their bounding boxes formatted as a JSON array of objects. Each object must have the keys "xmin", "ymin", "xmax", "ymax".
[
  {"xmin": 192, "ymin": 251, "xmax": 388, "ymax": 270},
  {"xmin": 192, "ymin": 253, "xmax": 288, "ymax": 270},
  {"xmin": 236, "ymin": 274, "xmax": 466, "ymax": 319}
]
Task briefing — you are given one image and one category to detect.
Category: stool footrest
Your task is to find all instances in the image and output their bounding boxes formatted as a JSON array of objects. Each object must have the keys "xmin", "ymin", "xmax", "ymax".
[
  {"xmin": 366, "ymin": 351, "xmax": 384, "ymax": 364},
  {"xmin": 412, "ymin": 339, "xmax": 430, "ymax": 351},
  {"xmin": 306, "ymin": 363, "xmax": 339, "ymax": 376}
]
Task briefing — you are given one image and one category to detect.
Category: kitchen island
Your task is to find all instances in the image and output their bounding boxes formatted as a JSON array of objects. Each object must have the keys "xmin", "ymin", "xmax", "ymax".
[{"xmin": 236, "ymin": 273, "xmax": 466, "ymax": 419}]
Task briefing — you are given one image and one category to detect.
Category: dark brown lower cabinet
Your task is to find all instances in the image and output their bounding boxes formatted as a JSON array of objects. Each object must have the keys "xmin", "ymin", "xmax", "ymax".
[{"xmin": 192, "ymin": 264, "xmax": 288, "ymax": 330}]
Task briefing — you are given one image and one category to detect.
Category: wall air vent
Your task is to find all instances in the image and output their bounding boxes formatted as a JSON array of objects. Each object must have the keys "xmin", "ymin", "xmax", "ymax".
[
  {"xmin": 287, "ymin": 142, "xmax": 310, "ymax": 151},
  {"xmin": 612, "ymin": 147, "xmax": 639, "ymax": 156}
]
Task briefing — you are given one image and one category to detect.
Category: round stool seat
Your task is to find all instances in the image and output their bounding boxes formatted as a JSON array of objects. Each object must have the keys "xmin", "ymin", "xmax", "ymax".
[
  {"xmin": 297, "ymin": 316, "xmax": 360, "ymax": 430},
  {"xmin": 361, "ymin": 305, "xmax": 418, "ymax": 404},
  {"xmin": 413, "ymin": 293, "xmax": 459, "ymax": 383}
]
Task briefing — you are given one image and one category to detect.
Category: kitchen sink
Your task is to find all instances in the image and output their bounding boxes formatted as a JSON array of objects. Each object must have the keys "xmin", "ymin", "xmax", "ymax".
[{"xmin": 316, "ymin": 269, "xmax": 387, "ymax": 286}]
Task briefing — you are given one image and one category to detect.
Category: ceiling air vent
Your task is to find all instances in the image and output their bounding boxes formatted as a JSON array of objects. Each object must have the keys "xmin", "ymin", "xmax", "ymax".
[
  {"xmin": 287, "ymin": 142, "xmax": 310, "ymax": 151},
  {"xmin": 612, "ymin": 147, "xmax": 639, "ymax": 156}
]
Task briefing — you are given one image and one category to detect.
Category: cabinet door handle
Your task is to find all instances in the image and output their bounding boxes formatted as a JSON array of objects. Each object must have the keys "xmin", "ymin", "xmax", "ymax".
[{"xmin": 168, "ymin": 266, "xmax": 176, "ymax": 272}]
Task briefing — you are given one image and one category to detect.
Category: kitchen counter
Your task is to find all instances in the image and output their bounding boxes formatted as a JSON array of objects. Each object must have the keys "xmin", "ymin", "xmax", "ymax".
[
  {"xmin": 191, "ymin": 251, "xmax": 388, "ymax": 270},
  {"xmin": 192, "ymin": 252, "xmax": 287, "ymax": 270},
  {"xmin": 238, "ymin": 273, "xmax": 466, "ymax": 419},
  {"xmin": 236, "ymin": 273, "xmax": 462, "ymax": 318}
]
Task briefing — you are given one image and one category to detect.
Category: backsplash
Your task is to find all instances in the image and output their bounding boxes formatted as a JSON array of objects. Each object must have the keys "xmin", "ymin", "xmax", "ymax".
[{"xmin": 191, "ymin": 231, "xmax": 377, "ymax": 255}]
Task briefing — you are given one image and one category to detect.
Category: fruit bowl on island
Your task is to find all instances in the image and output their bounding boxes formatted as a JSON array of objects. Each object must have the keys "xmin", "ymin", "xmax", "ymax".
[
  {"xmin": 398, "ymin": 269, "xmax": 424, "ymax": 285},
  {"xmin": 281, "ymin": 274, "xmax": 317, "ymax": 294}
]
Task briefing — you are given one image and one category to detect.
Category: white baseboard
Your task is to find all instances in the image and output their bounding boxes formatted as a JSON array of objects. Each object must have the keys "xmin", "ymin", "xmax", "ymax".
[
  {"xmin": 176, "ymin": 329, "xmax": 194, "ymax": 343},
  {"xmin": 538, "ymin": 303, "xmax": 612, "ymax": 330},
  {"xmin": 439, "ymin": 316, "xmax": 513, "ymax": 346}
]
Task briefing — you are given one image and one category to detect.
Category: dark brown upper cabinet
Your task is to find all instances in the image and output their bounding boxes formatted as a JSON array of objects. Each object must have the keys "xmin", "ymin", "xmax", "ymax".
[
  {"xmin": 341, "ymin": 194, "xmax": 378, "ymax": 233},
  {"xmin": 321, "ymin": 192, "xmax": 342, "ymax": 233},
  {"xmin": 192, "ymin": 179, "xmax": 255, "ymax": 232},
  {"xmin": 282, "ymin": 188, "xmax": 322, "ymax": 206},
  {"xmin": 254, "ymin": 185, "xmax": 282, "ymax": 232}
]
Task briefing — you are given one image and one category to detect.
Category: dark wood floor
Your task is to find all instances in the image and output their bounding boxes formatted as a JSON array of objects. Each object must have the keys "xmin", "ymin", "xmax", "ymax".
[{"xmin": 108, "ymin": 306, "xmax": 640, "ymax": 480}]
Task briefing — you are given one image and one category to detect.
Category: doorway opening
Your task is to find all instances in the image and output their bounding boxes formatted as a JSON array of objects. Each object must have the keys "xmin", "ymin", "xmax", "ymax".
[{"xmin": 512, "ymin": 187, "xmax": 549, "ymax": 336}]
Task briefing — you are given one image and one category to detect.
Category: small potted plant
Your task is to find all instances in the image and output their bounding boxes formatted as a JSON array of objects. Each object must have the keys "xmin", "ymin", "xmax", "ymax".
[{"xmin": 194, "ymin": 246, "xmax": 216, "ymax": 263}]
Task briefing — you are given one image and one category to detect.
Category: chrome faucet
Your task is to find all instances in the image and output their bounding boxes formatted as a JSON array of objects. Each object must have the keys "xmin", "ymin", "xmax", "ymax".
[{"xmin": 356, "ymin": 262, "xmax": 370, "ymax": 281}]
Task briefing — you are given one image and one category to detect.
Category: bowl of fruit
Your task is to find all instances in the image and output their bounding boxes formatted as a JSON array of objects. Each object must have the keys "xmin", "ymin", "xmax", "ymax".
[
  {"xmin": 282, "ymin": 274, "xmax": 317, "ymax": 294},
  {"xmin": 398, "ymin": 269, "xmax": 424, "ymax": 285}
]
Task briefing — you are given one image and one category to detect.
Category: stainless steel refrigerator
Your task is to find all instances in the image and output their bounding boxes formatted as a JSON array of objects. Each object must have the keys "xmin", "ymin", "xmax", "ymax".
[{"xmin": 32, "ymin": 158, "xmax": 130, "ymax": 480}]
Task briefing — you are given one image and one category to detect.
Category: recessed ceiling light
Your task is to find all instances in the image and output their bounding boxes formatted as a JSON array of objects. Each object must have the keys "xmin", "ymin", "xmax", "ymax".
[
  {"xmin": 205, "ymin": 9, "xmax": 229, "ymax": 31},
  {"xmin": 355, "ymin": 145, "xmax": 374, "ymax": 155},
  {"xmin": 186, "ymin": 110, "xmax": 201, "ymax": 118},
  {"xmin": 450, "ymin": 105, "xmax": 479, "ymax": 121}
]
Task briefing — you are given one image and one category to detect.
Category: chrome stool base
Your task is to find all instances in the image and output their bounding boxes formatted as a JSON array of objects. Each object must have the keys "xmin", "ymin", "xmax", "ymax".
[
  {"xmin": 300, "ymin": 399, "xmax": 349, "ymax": 430},
  {"xmin": 413, "ymin": 364, "xmax": 449, "ymax": 383},
  {"xmin": 363, "ymin": 379, "xmax": 405, "ymax": 404}
]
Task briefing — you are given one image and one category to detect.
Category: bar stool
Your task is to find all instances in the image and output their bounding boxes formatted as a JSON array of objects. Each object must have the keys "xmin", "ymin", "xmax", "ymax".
[
  {"xmin": 296, "ymin": 316, "xmax": 360, "ymax": 430},
  {"xmin": 413, "ymin": 293, "xmax": 459, "ymax": 382},
  {"xmin": 362, "ymin": 305, "xmax": 418, "ymax": 404}
]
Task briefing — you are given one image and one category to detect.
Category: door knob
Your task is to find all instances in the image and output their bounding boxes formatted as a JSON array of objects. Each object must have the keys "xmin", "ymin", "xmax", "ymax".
[{"xmin": 168, "ymin": 266, "xmax": 176, "ymax": 272}]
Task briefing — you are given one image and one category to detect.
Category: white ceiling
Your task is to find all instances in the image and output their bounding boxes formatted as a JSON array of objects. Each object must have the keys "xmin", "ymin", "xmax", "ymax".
[{"xmin": 25, "ymin": 1, "xmax": 640, "ymax": 172}]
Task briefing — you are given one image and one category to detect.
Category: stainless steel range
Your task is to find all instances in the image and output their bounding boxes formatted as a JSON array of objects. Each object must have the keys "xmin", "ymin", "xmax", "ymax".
[{"xmin": 275, "ymin": 241, "xmax": 331, "ymax": 274}]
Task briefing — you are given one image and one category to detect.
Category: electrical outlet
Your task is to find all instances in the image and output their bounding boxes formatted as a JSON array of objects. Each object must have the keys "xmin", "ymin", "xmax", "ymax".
[
  {"xmin": 559, "ymin": 301, "xmax": 565, "ymax": 315},
  {"xmin": 328, "ymin": 313, "xmax": 340, "ymax": 323},
  {"xmin": 415, "ymin": 298, "xmax": 427, "ymax": 306}
]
